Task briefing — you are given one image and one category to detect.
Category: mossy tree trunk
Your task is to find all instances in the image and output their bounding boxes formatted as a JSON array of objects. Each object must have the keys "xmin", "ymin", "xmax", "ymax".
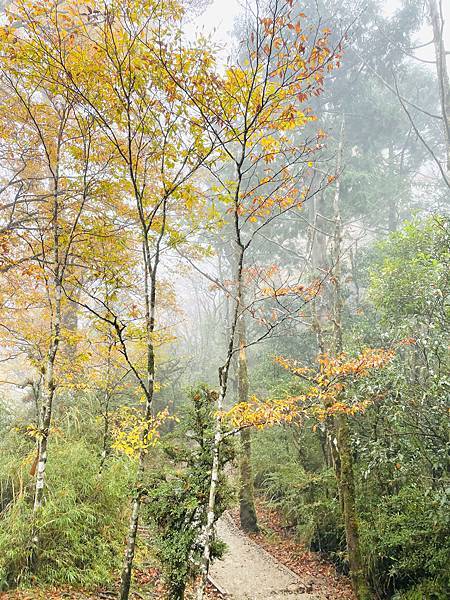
[
  {"xmin": 334, "ymin": 414, "xmax": 370, "ymax": 599},
  {"xmin": 236, "ymin": 275, "xmax": 258, "ymax": 532},
  {"xmin": 239, "ymin": 427, "xmax": 258, "ymax": 532},
  {"xmin": 330, "ymin": 118, "xmax": 370, "ymax": 600}
]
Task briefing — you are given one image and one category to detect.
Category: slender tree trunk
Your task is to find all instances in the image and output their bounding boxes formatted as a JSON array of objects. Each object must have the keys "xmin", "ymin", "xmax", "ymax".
[
  {"xmin": 197, "ymin": 285, "xmax": 241, "ymax": 598},
  {"xmin": 62, "ymin": 284, "xmax": 79, "ymax": 361},
  {"xmin": 197, "ymin": 142, "xmax": 249, "ymax": 600},
  {"xmin": 119, "ymin": 490, "xmax": 142, "ymax": 600},
  {"xmin": 33, "ymin": 298, "xmax": 61, "ymax": 512},
  {"xmin": 308, "ymin": 193, "xmax": 327, "ymax": 355},
  {"xmin": 31, "ymin": 139, "xmax": 63, "ymax": 569},
  {"xmin": 196, "ymin": 381, "xmax": 224, "ymax": 600},
  {"xmin": 335, "ymin": 413, "xmax": 370, "ymax": 599},
  {"xmin": 428, "ymin": 0, "xmax": 450, "ymax": 173},
  {"xmin": 239, "ymin": 428, "xmax": 258, "ymax": 531},
  {"xmin": 100, "ymin": 389, "xmax": 111, "ymax": 471},
  {"xmin": 387, "ymin": 144, "xmax": 398, "ymax": 233},
  {"xmin": 118, "ymin": 358, "xmax": 154, "ymax": 600},
  {"xmin": 197, "ymin": 233, "xmax": 245, "ymax": 600},
  {"xmin": 99, "ymin": 341, "xmax": 113, "ymax": 473},
  {"xmin": 118, "ymin": 215, "xmax": 162, "ymax": 600},
  {"xmin": 118, "ymin": 364, "xmax": 154, "ymax": 600},
  {"xmin": 33, "ymin": 139, "xmax": 63, "ymax": 512},
  {"xmin": 236, "ymin": 305, "xmax": 258, "ymax": 532},
  {"xmin": 331, "ymin": 119, "xmax": 370, "ymax": 600},
  {"xmin": 99, "ymin": 341, "xmax": 113, "ymax": 472},
  {"xmin": 331, "ymin": 126, "xmax": 343, "ymax": 355}
]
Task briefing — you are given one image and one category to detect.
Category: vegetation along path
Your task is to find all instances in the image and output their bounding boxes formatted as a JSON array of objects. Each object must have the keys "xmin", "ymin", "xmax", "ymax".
[{"xmin": 210, "ymin": 515, "xmax": 319, "ymax": 599}]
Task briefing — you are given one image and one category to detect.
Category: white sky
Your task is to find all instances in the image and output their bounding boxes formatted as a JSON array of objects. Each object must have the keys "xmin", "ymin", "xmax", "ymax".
[
  {"xmin": 194, "ymin": 0, "xmax": 241, "ymax": 35},
  {"xmin": 186, "ymin": 0, "xmax": 449, "ymax": 67}
]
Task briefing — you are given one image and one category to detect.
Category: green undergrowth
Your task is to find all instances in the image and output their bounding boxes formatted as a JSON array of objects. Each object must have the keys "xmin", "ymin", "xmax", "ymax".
[{"xmin": 0, "ymin": 423, "xmax": 134, "ymax": 590}]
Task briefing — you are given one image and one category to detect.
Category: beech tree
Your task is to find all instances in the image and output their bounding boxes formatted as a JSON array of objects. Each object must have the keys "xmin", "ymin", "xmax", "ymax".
[
  {"xmin": 12, "ymin": 2, "xmax": 220, "ymax": 597},
  {"xmin": 0, "ymin": 1, "xmax": 446, "ymax": 599},
  {"xmin": 157, "ymin": 1, "xmax": 342, "ymax": 595},
  {"xmin": 0, "ymin": 7, "xmax": 104, "ymax": 564}
]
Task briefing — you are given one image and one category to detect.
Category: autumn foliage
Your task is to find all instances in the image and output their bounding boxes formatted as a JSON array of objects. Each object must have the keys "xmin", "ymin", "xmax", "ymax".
[{"xmin": 224, "ymin": 348, "xmax": 394, "ymax": 429}]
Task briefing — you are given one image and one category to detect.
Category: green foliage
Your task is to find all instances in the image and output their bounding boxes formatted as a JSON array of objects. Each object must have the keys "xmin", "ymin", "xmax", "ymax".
[
  {"xmin": 250, "ymin": 215, "xmax": 449, "ymax": 599},
  {"xmin": 252, "ymin": 426, "xmax": 344, "ymax": 557},
  {"xmin": 142, "ymin": 386, "xmax": 234, "ymax": 600},
  {"xmin": 360, "ymin": 486, "xmax": 450, "ymax": 599},
  {"xmin": 352, "ymin": 216, "xmax": 450, "ymax": 597},
  {"xmin": 393, "ymin": 579, "xmax": 448, "ymax": 600},
  {"xmin": 354, "ymin": 217, "xmax": 449, "ymax": 487},
  {"xmin": 354, "ymin": 367, "xmax": 449, "ymax": 494},
  {"xmin": 370, "ymin": 215, "xmax": 449, "ymax": 329},
  {"xmin": 0, "ymin": 426, "xmax": 133, "ymax": 590}
]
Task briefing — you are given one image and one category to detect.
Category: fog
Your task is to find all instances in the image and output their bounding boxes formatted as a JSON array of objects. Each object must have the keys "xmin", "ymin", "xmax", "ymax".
[{"xmin": 0, "ymin": 1, "xmax": 448, "ymax": 599}]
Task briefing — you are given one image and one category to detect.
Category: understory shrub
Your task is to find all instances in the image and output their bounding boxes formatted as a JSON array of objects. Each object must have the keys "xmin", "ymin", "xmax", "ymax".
[
  {"xmin": 142, "ymin": 386, "xmax": 234, "ymax": 600},
  {"xmin": 360, "ymin": 485, "xmax": 450, "ymax": 599},
  {"xmin": 0, "ymin": 432, "xmax": 133, "ymax": 590},
  {"xmin": 260, "ymin": 464, "xmax": 344, "ymax": 553},
  {"xmin": 252, "ymin": 427, "xmax": 345, "ymax": 558}
]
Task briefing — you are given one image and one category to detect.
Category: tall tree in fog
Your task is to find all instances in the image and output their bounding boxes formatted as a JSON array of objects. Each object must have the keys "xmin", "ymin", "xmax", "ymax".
[{"xmin": 167, "ymin": 1, "xmax": 342, "ymax": 594}]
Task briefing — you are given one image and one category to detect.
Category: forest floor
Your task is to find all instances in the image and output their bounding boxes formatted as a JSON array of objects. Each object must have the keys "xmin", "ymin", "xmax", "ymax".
[
  {"xmin": 0, "ymin": 500, "xmax": 354, "ymax": 600},
  {"xmin": 210, "ymin": 513, "xmax": 316, "ymax": 599},
  {"xmin": 211, "ymin": 500, "xmax": 355, "ymax": 600}
]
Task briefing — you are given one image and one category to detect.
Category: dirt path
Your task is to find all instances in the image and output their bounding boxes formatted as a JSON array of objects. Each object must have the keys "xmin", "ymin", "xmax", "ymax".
[{"xmin": 209, "ymin": 515, "xmax": 321, "ymax": 599}]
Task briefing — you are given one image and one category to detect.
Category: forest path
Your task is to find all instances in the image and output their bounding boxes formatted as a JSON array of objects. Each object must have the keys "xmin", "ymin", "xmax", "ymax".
[{"xmin": 209, "ymin": 514, "xmax": 321, "ymax": 599}]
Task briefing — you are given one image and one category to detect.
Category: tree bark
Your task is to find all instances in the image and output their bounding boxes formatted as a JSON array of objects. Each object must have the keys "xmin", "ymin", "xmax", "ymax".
[
  {"xmin": 236, "ymin": 307, "xmax": 258, "ymax": 533},
  {"xmin": 331, "ymin": 118, "xmax": 370, "ymax": 600},
  {"xmin": 99, "ymin": 340, "xmax": 113, "ymax": 472},
  {"xmin": 239, "ymin": 427, "xmax": 258, "ymax": 532},
  {"xmin": 197, "ymin": 216, "xmax": 245, "ymax": 600},
  {"xmin": 335, "ymin": 414, "xmax": 370, "ymax": 599},
  {"xmin": 428, "ymin": 0, "xmax": 450, "ymax": 173},
  {"xmin": 33, "ymin": 287, "xmax": 61, "ymax": 512},
  {"xmin": 119, "ymin": 491, "xmax": 142, "ymax": 600},
  {"xmin": 118, "ymin": 383, "xmax": 154, "ymax": 600},
  {"xmin": 30, "ymin": 125, "xmax": 64, "ymax": 570},
  {"xmin": 118, "ymin": 209, "xmax": 163, "ymax": 600},
  {"xmin": 196, "ymin": 382, "xmax": 224, "ymax": 600}
]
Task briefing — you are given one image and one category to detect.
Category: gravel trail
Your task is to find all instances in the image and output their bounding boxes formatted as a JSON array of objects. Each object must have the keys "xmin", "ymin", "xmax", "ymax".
[{"xmin": 209, "ymin": 515, "xmax": 321, "ymax": 599}]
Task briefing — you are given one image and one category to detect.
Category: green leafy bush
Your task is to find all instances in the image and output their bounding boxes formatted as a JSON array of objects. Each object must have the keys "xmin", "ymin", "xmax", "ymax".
[
  {"xmin": 261, "ymin": 464, "xmax": 344, "ymax": 552},
  {"xmin": 142, "ymin": 386, "xmax": 234, "ymax": 600},
  {"xmin": 393, "ymin": 580, "xmax": 448, "ymax": 600},
  {"xmin": 360, "ymin": 486, "xmax": 450, "ymax": 599},
  {"xmin": 252, "ymin": 427, "xmax": 345, "ymax": 557}
]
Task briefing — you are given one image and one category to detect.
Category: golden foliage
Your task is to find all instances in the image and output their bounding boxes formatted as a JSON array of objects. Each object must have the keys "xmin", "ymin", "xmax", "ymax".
[
  {"xmin": 223, "ymin": 348, "xmax": 394, "ymax": 429},
  {"xmin": 110, "ymin": 406, "xmax": 171, "ymax": 459}
]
